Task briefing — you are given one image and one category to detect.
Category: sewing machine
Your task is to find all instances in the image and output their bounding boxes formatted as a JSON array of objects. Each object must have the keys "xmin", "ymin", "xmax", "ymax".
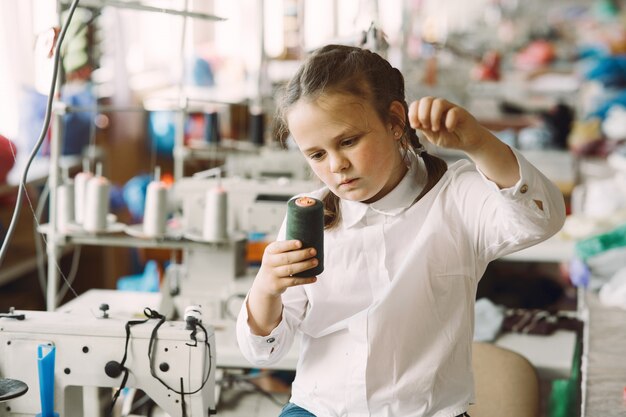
[
  {"xmin": 224, "ymin": 147, "xmax": 313, "ymax": 181},
  {"xmin": 165, "ymin": 176, "xmax": 321, "ymax": 322},
  {"xmin": 0, "ymin": 307, "xmax": 216, "ymax": 417}
]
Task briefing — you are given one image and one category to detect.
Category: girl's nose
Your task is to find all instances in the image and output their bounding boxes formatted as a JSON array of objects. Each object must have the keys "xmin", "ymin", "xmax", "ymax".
[{"xmin": 329, "ymin": 153, "xmax": 349, "ymax": 173}]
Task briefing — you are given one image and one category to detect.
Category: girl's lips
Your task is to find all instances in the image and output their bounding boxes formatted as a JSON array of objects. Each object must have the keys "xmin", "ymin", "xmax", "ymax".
[{"xmin": 340, "ymin": 178, "xmax": 357, "ymax": 186}]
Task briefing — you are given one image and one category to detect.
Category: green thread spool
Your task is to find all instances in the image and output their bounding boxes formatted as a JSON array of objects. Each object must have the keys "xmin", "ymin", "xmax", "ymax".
[{"xmin": 286, "ymin": 196, "xmax": 324, "ymax": 277}]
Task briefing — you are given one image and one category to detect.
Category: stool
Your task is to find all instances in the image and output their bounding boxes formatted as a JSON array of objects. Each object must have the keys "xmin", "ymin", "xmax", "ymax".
[{"xmin": 0, "ymin": 378, "xmax": 28, "ymax": 402}]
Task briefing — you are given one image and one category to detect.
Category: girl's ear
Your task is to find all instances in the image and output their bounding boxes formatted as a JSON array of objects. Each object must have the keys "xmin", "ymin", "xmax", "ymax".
[{"xmin": 388, "ymin": 101, "xmax": 407, "ymax": 133}]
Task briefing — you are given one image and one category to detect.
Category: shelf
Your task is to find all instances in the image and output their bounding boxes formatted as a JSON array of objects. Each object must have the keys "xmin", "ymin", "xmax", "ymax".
[
  {"xmin": 143, "ymin": 85, "xmax": 251, "ymax": 111},
  {"xmin": 60, "ymin": 0, "xmax": 225, "ymax": 21},
  {"xmin": 38, "ymin": 223, "xmax": 246, "ymax": 250},
  {"xmin": 178, "ymin": 138, "xmax": 260, "ymax": 161}
]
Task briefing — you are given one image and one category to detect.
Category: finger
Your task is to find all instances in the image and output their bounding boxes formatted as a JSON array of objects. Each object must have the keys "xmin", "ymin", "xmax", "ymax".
[
  {"xmin": 417, "ymin": 97, "xmax": 434, "ymax": 130},
  {"xmin": 277, "ymin": 256, "xmax": 319, "ymax": 277},
  {"xmin": 265, "ymin": 239, "xmax": 302, "ymax": 255},
  {"xmin": 430, "ymin": 98, "xmax": 449, "ymax": 132},
  {"xmin": 265, "ymin": 247, "xmax": 317, "ymax": 268},
  {"xmin": 408, "ymin": 101, "xmax": 421, "ymax": 129},
  {"xmin": 445, "ymin": 107, "xmax": 460, "ymax": 132},
  {"xmin": 285, "ymin": 276, "xmax": 318, "ymax": 288},
  {"xmin": 262, "ymin": 240, "xmax": 302, "ymax": 268}
]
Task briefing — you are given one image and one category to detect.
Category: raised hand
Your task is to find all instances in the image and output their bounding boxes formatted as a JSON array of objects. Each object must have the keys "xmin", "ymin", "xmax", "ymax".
[{"xmin": 408, "ymin": 97, "xmax": 486, "ymax": 153}]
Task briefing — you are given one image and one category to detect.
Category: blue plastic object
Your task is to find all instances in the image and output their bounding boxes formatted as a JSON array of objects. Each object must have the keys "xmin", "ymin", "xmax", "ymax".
[
  {"xmin": 583, "ymin": 55, "xmax": 626, "ymax": 88},
  {"xmin": 18, "ymin": 85, "xmax": 94, "ymax": 158},
  {"xmin": 569, "ymin": 257, "xmax": 590, "ymax": 288},
  {"xmin": 187, "ymin": 56, "xmax": 215, "ymax": 87},
  {"xmin": 147, "ymin": 111, "xmax": 176, "ymax": 155},
  {"xmin": 122, "ymin": 174, "xmax": 151, "ymax": 222},
  {"xmin": 117, "ymin": 259, "xmax": 160, "ymax": 292},
  {"xmin": 36, "ymin": 344, "xmax": 59, "ymax": 417}
]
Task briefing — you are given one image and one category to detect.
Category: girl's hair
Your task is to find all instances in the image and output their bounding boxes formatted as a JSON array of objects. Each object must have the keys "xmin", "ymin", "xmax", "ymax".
[{"xmin": 276, "ymin": 44, "xmax": 448, "ymax": 229}]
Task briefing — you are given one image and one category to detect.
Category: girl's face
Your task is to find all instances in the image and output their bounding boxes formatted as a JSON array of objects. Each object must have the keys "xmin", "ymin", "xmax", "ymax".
[{"xmin": 287, "ymin": 93, "xmax": 407, "ymax": 204}]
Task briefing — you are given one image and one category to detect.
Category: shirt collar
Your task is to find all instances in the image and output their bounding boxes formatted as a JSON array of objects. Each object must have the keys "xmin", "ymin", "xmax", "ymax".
[{"xmin": 341, "ymin": 154, "xmax": 426, "ymax": 229}]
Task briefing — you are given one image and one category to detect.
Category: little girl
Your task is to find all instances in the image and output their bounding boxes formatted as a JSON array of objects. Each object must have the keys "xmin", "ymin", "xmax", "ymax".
[{"xmin": 237, "ymin": 44, "xmax": 566, "ymax": 417}]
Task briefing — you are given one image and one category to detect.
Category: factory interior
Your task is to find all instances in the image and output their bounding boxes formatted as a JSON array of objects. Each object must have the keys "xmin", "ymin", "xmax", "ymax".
[{"xmin": 1, "ymin": 0, "xmax": 626, "ymax": 416}]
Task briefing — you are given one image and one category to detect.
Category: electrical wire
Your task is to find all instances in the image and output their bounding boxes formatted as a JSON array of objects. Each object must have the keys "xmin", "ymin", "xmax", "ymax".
[
  {"xmin": 7, "ymin": 142, "xmax": 80, "ymax": 302},
  {"xmin": 26, "ymin": 177, "xmax": 82, "ymax": 305},
  {"xmin": 0, "ymin": 0, "xmax": 82, "ymax": 268},
  {"xmin": 55, "ymin": 245, "xmax": 81, "ymax": 304},
  {"xmin": 147, "ymin": 310, "xmax": 213, "ymax": 395},
  {"xmin": 109, "ymin": 308, "xmax": 214, "ymax": 416},
  {"xmin": 217, "ymin": 371, "xmax": 288, "ymax": 408},
  {"xmin": 243, "ymin": 378, "xmax": 288, "ymax": 407},
  {"xmin": 28, "ymin": 176, "xmax": 80, "ymax": 301}
]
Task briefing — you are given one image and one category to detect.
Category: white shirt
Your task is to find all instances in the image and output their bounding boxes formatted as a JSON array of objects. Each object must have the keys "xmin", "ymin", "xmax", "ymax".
[{"xmin": 237, "ymin": 148, "xmax": 566, "ymax": 417}]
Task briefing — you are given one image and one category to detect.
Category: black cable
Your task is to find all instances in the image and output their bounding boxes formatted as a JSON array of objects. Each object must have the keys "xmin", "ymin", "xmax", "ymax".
[
  {"xmin": 179, "ymin": 377, "xmax": 187, "ymax": 417},
  {"xmin": 109, "ymin": 369, "xmax": 130, "ymax": 415},
  {"xmin": 241, "ymin": 378, "xmax": 287, "ymax": 407},
  {"xmin": 0, "ymin": 0, "xmax": 81, "ymax": 268},
  {"xmin": 108, "ymin": 308, "xmax": 214, "ymax": 416},
  {"xmin": 147, "ymin": 311, "xmax": 213, "ymax": 395},
  {"xmin": 109, "ymin": 315, "xmax": 154, "ymax": 416},
  {"xmin": 220, "ymin": 372, "xmax": 286, "ymax": 407}
]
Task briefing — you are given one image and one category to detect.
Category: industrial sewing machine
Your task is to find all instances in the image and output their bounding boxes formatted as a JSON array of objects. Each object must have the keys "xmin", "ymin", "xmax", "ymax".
[
  {"xmin": 0, "ymin": 307, "xmax": 216, "ymax": 417},
  {"xmin": 224, "ymin": 147, "xmax": 313, "ymax": 181},
  {"xmin": 164, "ymin": 176, "xmax": 320, "ymax": 323}
]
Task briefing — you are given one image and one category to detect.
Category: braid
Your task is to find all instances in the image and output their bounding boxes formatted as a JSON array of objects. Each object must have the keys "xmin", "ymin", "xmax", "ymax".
[{"xmin": 322, "ymin": 191, "xmax": 341, "ymax": 229}]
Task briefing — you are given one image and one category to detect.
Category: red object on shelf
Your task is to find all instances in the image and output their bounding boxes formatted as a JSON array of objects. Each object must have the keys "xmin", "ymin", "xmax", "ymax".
[
  {"xmin": 514, "ymin": 40, "xmax": 556, "ymax": 70},
  {"xmin": 473, "ymin": 50, "xmax": 501, "ymax": 81},
  {"xmin": 0, "ymin": 134, "xmax": 17, "ymax": 185}
]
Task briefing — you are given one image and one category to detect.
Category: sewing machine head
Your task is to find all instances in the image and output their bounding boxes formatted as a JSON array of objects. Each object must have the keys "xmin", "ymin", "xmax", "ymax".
[
  {"xmin": 174, "ymin": 176, "xmax": 321, "ymax": 239},
  {"xmin": 224, "ymin": 147, "xmax": 313, "ymax": 182},
  {"xmin": 0, "ymin": 308, "xmax": 216, "ymax": 417}
]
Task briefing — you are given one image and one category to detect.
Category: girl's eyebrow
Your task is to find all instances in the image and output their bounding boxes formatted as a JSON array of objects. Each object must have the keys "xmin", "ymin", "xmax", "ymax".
[{"xmin": 300, "ymin": 127, "xmax": 357, "ymax": 154}]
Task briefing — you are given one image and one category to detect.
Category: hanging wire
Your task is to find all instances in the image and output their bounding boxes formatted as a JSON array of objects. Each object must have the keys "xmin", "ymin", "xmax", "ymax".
[{"xmin": 0, "ymin": 0, "xmax": 82, "ymax": 268}]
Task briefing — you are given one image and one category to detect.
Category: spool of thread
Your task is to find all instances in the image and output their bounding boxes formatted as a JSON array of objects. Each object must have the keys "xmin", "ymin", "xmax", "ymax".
[
  {"xmin": 73, "ymin": 171, "xmax": 93, "ymax": 225},
  {"xmin": 249, "ymin": 112, "xmax": 265, "ymax": 146},
  {"xmin": 286, "ymin": 196, "xmax": 324, "ymax": 277},
  {"xmin": 204, "ymin": 112, "xmax": 221, "ymax": 145},
  {"xmin": 202, "ymin": 186, "xmax": 228, "ymax": 241},
  {"xmin": 143, "ymin": 180, "xmax": 168, "ymax": 237},
  {"xmin": 56, "ymin": 182, "xmax": 75, "ymax": 231},
  {"xmin": 83, "ymin": 176, "xmax": 110, "ymax": 232}
]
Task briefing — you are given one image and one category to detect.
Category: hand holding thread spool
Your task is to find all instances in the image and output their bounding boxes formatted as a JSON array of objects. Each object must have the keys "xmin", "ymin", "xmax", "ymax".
[{"xmin": 286, "ymin": 196, "xmax": 324, "ymax": 277}]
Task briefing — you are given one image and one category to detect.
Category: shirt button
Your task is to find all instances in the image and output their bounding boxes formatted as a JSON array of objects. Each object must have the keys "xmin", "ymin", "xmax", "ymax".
[
  {"xmin": 520, "ymin": 184, "xmax": 528, "ymax": 194},
  {"xmin": 266, "ymin": 337, "xmax": 275, "ymax": 343}
]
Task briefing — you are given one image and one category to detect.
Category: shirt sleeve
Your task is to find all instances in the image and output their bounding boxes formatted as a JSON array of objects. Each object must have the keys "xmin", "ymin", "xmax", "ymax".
[
  {"xmin": 235, "ymin": 291, "xmax": 299, "ymax": 366},
  {"xmin": 236, "ymin": 213, "xmax": 311, "ymax": 366},
  {"xmin": 451, "ymin": 147, "xmax": 566, "ymax": 263}
]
